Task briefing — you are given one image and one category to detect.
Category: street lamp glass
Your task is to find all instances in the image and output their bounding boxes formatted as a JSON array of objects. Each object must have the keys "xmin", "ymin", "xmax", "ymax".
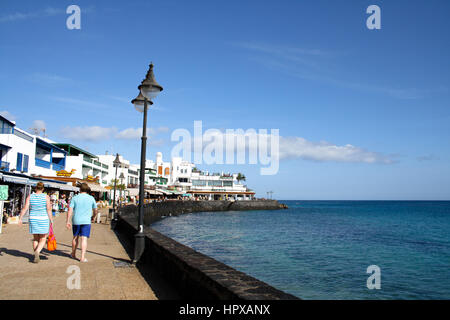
[
  {"xmin": 140, "ymin": 85, "xmax": 161, "ymax": 101},
  {"xmin": 133, "ymin": 100, "xmax": 145, "ymax": 113}
]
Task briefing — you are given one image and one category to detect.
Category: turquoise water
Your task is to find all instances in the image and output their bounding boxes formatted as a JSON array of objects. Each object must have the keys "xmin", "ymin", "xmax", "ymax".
[{"xmin": 151, "ymin": 201, "xmax": 450, "ymax": 299}]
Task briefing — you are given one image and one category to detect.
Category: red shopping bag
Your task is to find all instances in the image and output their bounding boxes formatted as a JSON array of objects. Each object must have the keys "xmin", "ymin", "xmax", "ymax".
[{"xmin": 47, "ymin": 223, "xmax": 57, "ymax": 251}]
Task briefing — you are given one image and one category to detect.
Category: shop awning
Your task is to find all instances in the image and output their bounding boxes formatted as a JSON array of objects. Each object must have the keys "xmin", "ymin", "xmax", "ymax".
[
  {"xmin": 82, "ymin": 182, "xmax": 107, "ymax": 193},
  {"xmin": 58, "ymin": 184, "xmax": 80, "ymax": 192},
  {"xmin": 128, "ymin": 188, "xmax": 139, "ymax": 196},
  {"xmin": 44, "ymin": 181, "xmax": 67, "ymax": 189},
  {"xmin": 2, "ymin": 175, "xmax": 29, "ymax": 185},
  {"xmin": 156, "ymin": 189, "xmax": 172, "ymax": 195},
  {"xmin": 147, "ymin": 189, "xmax": 164, "ymax": 195}
]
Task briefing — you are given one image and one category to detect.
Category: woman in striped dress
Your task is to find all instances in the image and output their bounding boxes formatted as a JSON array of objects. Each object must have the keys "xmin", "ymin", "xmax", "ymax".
[{"xmin": 18, "ymin": 182, "xmax": 53, "ymax": 263}]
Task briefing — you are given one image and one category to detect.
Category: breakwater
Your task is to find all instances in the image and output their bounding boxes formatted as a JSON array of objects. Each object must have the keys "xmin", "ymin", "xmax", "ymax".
[
  {"xmin": 116, "ymin": 200, "xmax": 298, "ymax": 300},
  {"xmin": 119, "ymin": 199, "xmax": 288, "ymax": 225}
]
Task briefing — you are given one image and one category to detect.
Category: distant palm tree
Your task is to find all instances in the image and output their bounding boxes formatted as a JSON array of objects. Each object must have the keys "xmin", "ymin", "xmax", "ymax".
[
  {"xmin": 236, "ymin": 173, "xmax": 246, "ymax": 183},
  {"xmin": 108, "ymin": 179, "xmax": 126, "ymax": 191}
]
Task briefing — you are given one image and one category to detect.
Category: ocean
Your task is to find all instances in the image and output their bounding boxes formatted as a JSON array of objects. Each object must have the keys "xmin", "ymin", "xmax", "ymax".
[{"xmin": 151, "ymin": 201, "xmax": 450, "ymax": 299}]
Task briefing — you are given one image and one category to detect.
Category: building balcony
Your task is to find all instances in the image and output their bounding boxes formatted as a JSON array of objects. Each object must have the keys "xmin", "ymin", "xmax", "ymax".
[
  {"xmin": 0, "ymin": 161, "xmax": 10, "ymax": 171},
  {"xmin": 128, "ymin": 169, "xmax": 138, "ymax": 176},
  {"xmin": 35, "ymin": 158, "xmax": 51, "ymax": 169},
  {"xmin": 0, "ymin": 128, "xmax": 13, "ymax": 134},
  {"xmin": 83, "ymin": 155, "xmax": 93, "ymax": 163},
  {"xmin": 52, "ymin": 163, "xmax": 65, "ymax": 171}
]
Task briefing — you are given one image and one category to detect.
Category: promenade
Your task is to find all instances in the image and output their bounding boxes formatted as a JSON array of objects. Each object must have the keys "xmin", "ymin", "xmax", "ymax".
[{"xmin": 0, "ymin": 209, "xmax": 178, "ymax": 300}]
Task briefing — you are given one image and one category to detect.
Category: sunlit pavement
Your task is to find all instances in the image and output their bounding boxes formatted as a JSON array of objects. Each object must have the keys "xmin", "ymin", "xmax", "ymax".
[{"xmin": 0, "ymin": 210, "xmax": 161, "ymax": 300}]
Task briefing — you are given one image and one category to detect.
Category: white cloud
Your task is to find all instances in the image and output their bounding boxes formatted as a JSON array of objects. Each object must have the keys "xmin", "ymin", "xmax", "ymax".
[
  {"xmin": 176, "ymin": 130, "xmax": 394, "ymax": 164},
  {"xmin": 115, "ymin": 128, "xmax": 141, "ymax": 140},
  {"xmin": 50, "ymin": 96, "xmax": 110, "ymax": 109},
  {"xmin": 278, "ymin": 136, "xmax": 393, "ymax": 164},
  {"xmin": 417, "ymin": 154, "xmax": 440, "ymax": 162},
  {"xmin": 0, "ymin": 110, "xmax": 16, "ymax": 121},
  {"xmin": 31, "ymin": 120, "xmax": 46, "ymax": 131},
  {"xmin": 26, "ymin": 73, "xmax": 72, "ymax": 86},
  {"xmin": 60, "ymin": 126, "xmax": 169, "ymax": 142},
  {"xmin": 115, "ymin": 127, "xmax": 169, "ymax": 140},
  {"xmin": 60, "ymin": 126, "xmax": 116, "ymax": 142},
  {"xmin": 234, "ymin": 41, "xmax": 442, "ymax": 99},
  {"xmin": 0, "ymin": 7, "xmax": 64, "ymax": 23}
]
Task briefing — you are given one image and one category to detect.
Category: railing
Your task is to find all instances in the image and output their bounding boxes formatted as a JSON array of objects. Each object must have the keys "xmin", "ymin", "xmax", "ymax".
[
  {"xmin": 14, "ymin": 130, "xmax": 34, "ymax": 142},
  {"xmin": 128, "ymin": 169, "xmax": 138, "ymax": 176},
  {"xmin": 102, "ymin": 164, "xmax": 109, "ymax": 169},
  {"xmin": 83, "ymin": 155, "xmax": 93, "ymax": 163},
  {"xmin": 93, "ymin": 160, "xmax": 101, "ymax": 167},
  {"xmin": 0, "ymin": 161, "xmax": 10, "ymax": 171},
  {"xmin": 52, "ymin": 163, "xmax": 64, "ymax": 171},
  {"xmin": 0, "ymin": 128, "xmax": 13, "ymax": 134},
  {"xmin": 35, "ymin": 158, "xmax": 51, "ymax": 169}
]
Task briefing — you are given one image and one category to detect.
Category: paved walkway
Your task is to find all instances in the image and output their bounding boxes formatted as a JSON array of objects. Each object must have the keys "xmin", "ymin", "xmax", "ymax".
[{"xmin": 0, "ymin": 209, "xmax": 177, "ymax": 300}]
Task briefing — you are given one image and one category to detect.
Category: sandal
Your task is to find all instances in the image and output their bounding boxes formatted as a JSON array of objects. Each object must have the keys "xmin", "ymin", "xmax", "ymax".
[{"xmin": 33, "ymin": 251, "xmax": 40, "ymax": 263}]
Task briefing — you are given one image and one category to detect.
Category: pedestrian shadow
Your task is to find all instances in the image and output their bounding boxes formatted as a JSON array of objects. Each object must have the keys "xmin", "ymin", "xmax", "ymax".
[
  {"xmin": 0, "ymin": 247, "xmax": 51, "ymax": 263},
  {"xmin": 56, "ymin": 243, "xmax": 130, "ymax": 263},
  {"xmin": 41, "ymin": 248, "xmax": 73, "ymax": 259}
]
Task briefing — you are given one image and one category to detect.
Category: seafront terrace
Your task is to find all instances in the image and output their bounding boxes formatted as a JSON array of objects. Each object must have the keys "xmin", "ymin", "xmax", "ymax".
[{"xmin": 0, "ymin": 209, "xmax": 178, "ymax": 300}]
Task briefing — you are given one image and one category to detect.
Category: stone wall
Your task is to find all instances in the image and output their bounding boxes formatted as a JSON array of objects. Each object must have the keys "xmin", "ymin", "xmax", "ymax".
[
  {"xmin": 119, "ymin": 199, "xmax": 287, "ymax": 225},
  {"xmin": 116, "ymin": 211, "xmax": 299, "ymax": 300}
]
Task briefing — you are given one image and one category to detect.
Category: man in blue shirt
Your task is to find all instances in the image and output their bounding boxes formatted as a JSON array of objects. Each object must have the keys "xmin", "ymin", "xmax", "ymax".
[{"xmin": 66, "ymin": 183, "xmax": 98, "ymax": 262}]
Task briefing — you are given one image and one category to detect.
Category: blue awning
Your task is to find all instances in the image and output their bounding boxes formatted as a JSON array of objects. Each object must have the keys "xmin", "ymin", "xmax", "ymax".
[
  {"xmin": 36, "ymin": 138, "xmax": 67, "ymax": 154},
  {"xmin": 2, "ymin": 175, "xmax": 29, "ymax": 184}
]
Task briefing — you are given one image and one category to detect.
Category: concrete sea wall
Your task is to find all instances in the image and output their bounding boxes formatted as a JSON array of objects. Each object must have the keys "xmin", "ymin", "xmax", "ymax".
[
  {"xmin": 116, "ymin": 200, "xmax": 298, "ymax": 300},
  {"xmin": 119, "ymin": 199, "xmax": 288, "ymax": 225}
]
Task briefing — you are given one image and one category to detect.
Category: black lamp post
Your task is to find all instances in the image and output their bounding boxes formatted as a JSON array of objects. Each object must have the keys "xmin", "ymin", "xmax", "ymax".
[
  {"xmin": 111, "ymin": 153, "xmax": 121, "ymax": 228},
  {"xmin": 131, "ymin": 62, "xmax": 163, "ymax": 264},
  {"xmin": 119, "ymin": 172, "xmax": 125, "ymax": 208}
]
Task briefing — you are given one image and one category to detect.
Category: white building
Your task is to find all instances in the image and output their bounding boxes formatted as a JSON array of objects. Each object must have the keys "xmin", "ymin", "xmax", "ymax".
[
  {"xmin": 0, "ymin": 115, "xmax": 67, "ymax": 178},
  {"xmin": 0, "ymin": 115, "xmax": 254, "ymax": 201},
  {"xmin": 141, "ymin": 152, "xmax": 254, "ymax": 200},
  {"xmin": 97, "ymin": 153, "xmax": 140, "ymax": 188}
]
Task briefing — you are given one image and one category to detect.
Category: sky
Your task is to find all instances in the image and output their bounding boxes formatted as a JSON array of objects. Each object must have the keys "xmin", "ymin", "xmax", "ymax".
[{"xmin": 0, "ymin": 0, "xmax": 449, "ymax": 200}]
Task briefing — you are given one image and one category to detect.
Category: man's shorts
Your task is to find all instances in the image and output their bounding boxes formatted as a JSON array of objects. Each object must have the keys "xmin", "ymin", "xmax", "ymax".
[{"xmin": 72, "ymin": 224, "xmax": 91, "ymax": 238}]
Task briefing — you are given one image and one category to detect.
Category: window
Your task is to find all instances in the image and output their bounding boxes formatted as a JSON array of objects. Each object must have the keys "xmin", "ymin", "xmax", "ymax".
[
  {"xmin": 192, "ymin": 180, "xmax": 207, "ymax": 186},
  {"xmin": 23, "ymin": 155, "xmax": 29, "ymax": 173},
  {"xmin": 208, "ymin": 180, "xmax": 222, "ymax": 187},
  {"xmin": 0, "ymin": 120, "xmax": 13, "ymax": 134},
  {"xmin": 16, "ymin": 153, "xmax": 23, "ymax": 171}
]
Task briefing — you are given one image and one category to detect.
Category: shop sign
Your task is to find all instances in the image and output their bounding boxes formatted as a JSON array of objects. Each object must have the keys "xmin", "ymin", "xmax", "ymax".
[
  {"xmin": 56, "ymin": 169, "xmax": 76, "ymax": 177},
  {"xmin": 86, "ymin": 175, "xmax": 99, "ymax": 182}
]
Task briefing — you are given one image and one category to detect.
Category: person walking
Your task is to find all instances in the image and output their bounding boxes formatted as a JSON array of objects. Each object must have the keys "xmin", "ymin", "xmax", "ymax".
[
  {"xmin": 18, "ymin": 182, "xmax": 53, "ymax": 263},
  {"xmin": 66, "ymin": 183, "xmax": 98, "ymax": 262}
]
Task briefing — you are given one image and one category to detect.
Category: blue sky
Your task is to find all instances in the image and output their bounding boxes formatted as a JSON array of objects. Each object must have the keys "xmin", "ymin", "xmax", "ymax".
[{"xmin": 1, "ymin": 0, "xmax": 449, "ymax": 199}]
